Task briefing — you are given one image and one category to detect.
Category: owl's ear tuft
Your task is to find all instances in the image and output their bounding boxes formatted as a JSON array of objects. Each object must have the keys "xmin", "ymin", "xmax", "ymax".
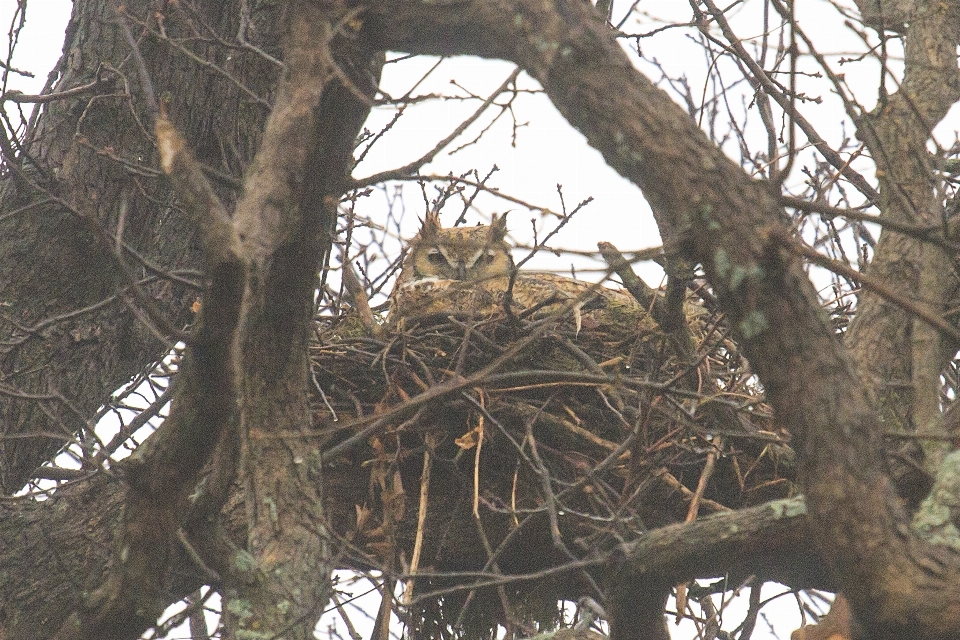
[
  {"xmin": 489, "ymin": 213, "xmax": 509, "ymax": 242},
  {"xmin": 419, "ymin": 210, "xmax": 442, "ymax": 240}
]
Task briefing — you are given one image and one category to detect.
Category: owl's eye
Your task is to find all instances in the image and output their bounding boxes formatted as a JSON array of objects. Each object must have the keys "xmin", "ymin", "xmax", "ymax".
[
  {"xmin": 481, "ymin": 251, "xmax": 496, "ymax": 265},
  {"xmin": 427, "ymin": 249, "xmax": 445, "ymax": 265}
]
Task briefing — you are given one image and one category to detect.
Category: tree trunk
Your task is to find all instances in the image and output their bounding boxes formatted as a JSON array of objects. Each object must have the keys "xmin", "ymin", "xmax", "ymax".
[{"xmin": 0, "ymin": 0, "xmax": 279, "ymax": 493}]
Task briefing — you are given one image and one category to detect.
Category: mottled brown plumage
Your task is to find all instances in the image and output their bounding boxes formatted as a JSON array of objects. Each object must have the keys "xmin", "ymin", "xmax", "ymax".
[
  {"xmin": 394, "ymin": 210, "xmax": 514, "ymax": 287},
  {"xmin": 390, "ymin": 213, "xmax": 639, "ymax": 326}
]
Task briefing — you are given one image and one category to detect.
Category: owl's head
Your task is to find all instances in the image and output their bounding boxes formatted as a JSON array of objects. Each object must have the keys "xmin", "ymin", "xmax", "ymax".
[{"xmin": 405, "ymin": 211, "xmax": 514, "ymax": 282}]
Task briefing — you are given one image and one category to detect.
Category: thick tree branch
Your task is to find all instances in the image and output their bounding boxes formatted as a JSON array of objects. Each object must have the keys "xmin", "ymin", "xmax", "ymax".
[
  {"xmin": 0, "ymin": 475, "xmax": 228, "ymax": 640},
  {"xmin": 52, "ymin": 102, "xmax": 245, "ymax": 640},
  {"xmin": 223, "ymin": 4, "xmax": 382, "ymax": 637},
  {"xmin": 847, "ymin": 0, "xmax": 960, "ymax": 476},
  {"xmin": 0, "ymin": 0, "xmax": 270, "ymax": 494},
  {"xmin": 361, "ymin": 1, "xmax": 960, "ymax": 638},
  {"xmin": 608, "ymin": 497, "xmax": 832, "ymax": 596},
  {"xmin": 607, "ymin": 498, "xmax": 831, "ymax": 640}
]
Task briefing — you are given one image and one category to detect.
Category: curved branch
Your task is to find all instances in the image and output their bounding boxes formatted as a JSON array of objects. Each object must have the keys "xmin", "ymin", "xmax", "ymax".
[
  {"xmin": 608, "ymin": 497, "xmax": 831, "ymax": 594},
  {"xmin": 362, "ymin": 1, "xmax": 960, "ymax": 637}
]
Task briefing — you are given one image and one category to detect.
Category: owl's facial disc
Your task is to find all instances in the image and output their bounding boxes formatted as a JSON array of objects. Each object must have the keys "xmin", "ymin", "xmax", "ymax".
[
  {"xmin": 463, "ymin": 248, "xmax": 485, "ymax": 269},
  {"xmin": 427, "ymin": 246, "xmax": 468, "ymax": 279}
]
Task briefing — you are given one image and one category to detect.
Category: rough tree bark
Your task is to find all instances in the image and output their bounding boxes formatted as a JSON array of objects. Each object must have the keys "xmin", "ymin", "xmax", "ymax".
[
  {"xmin": 0, "ymin": 0, "xmax": 279, "ymax": 493},
  {"xmin": 845, "ymin": 0, "xmax": 960, "ymax": 473},
  {"xmin": 220, "ymin": 5, "xmax": 381, "ymax": 637},
  {"xmin": 3, "ymin": 1, "xmax": 379, "ymax": 639}
]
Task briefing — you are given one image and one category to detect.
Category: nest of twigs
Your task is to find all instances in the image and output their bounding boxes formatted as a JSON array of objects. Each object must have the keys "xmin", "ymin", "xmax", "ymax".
[{"xmin": 310, "ymin": 281, "xmax": 795, "ymax": 637}]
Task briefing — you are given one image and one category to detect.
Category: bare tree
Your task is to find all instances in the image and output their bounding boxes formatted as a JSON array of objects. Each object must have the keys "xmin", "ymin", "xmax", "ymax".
[{"xmin": 2, "ymin": 0, "xmax": 960, "ymax": 639}]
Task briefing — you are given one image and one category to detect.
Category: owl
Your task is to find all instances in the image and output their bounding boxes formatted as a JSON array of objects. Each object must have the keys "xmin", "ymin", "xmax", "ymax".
[
  {"xmin": 394, "ymin": 210, "xmax": 514, "ymax": 287},
  {"xmin": 388, "ymin": 211, "xmax": 511, "ymax": 319},
  {"xmin": 389, "ymin": 212, "xmax": 640, "ymax": 329}
]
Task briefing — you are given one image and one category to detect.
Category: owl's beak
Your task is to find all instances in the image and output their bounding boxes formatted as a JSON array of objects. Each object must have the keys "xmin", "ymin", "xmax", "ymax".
[{"xmin": 455, "ymin": 262, "xmax": 467, "ymax": 280}]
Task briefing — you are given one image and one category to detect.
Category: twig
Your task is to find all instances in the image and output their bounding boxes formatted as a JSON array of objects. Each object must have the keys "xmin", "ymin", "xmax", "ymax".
[
  {"xmin": 771, "ymin": 227, "xmax": 960, "ymax": 342},
  {"xmin": 737, "ymin": 578, "xmax": 763, "ymax": 640},
  {"xmin": 341, "ymin": 257, "xmax": 378, "ymax": 335},
  {"xmin": 330, "ymin": 592, "xmax": 364, "ymax": 640},
  {"xmin": 504, "ymin": 189, "xmax": 592, "ymax": 314},
  {"xmin": 355, "ymin": 68, "xmax": 522, "ymax": 185},
  {"xmin": 675, "ymin": 435, "xmax": 722, "ymax": 624},
  {"xmin": 473, "ymin": 391, "xmax": 486, "ymax": 518},
  {"xmin": 402, "ymin": 434, "xmax": 434, "ymax": 605},
  {"xmin": 117, "ymin": 12, "xmax": 159, "ymax": 117},
  {"xmin": 781, "ymin": 194, "xmax": 960, "ymax": 251},
  {"xmin": 0, "ymin": 77, "xmax": 111, "ymax": 104}
]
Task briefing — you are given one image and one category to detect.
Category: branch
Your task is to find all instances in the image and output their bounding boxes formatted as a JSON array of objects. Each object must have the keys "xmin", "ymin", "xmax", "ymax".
[
  {"xmin": 608, "ymin": 497, "xmax": 830, "ymax": 593},
  {"xmin": 361, "ymin": 1, "xmax": 960, "ymax": 637},
  {"xmin": 53, "ymin": 114, "xmax": 244, "ymax": 639},
  {"xmin": 770, "ymin": 227, "xmax": 960, "ymax": 343},
  {"xmin": 781, "ymin": 195, "xmax": 960, "ymax": 252},
  {"xmin": 355, "ymin": 67, "xmax": 521, "ymax": 185},
  {"xmin": 220, "ymin": 3, "xmax": 383, "ymax": 637}
]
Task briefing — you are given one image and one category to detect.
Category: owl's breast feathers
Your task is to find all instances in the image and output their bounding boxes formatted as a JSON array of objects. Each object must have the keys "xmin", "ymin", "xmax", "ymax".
[
  {"xmin": 389, "ymin": 272, "xmax": 640, "ymax": 327},
  {"xmin": 389, "ymin": 213, "xmax": 641, "ymax": 328}
]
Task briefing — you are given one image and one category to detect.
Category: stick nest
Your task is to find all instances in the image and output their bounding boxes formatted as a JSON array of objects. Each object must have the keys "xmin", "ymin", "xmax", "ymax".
[{"xmin": 310, "ymin": 282, "xmax": 795, "ymax": 636}]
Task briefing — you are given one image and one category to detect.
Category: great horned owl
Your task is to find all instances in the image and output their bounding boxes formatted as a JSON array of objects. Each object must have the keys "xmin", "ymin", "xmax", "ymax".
[
  {"xmin": 394, "ymin": 210, "xmax": 514, "ymax": 287},
  {"xmin": 390, "ymin": 212, "xmax": 639, "ymax": 327},
  {"xmin": 389, "ymin": 211, "xmax": 512, "ymax": 319}
]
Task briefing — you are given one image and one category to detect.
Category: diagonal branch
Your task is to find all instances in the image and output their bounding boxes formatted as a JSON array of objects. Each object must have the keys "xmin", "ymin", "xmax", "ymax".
[
  {"xmin": 362, "ymin": 0, "xmax": 960, "ymax": 638},
  {"xmin": 53, "ymin": 113, "xmax": 245, "ymax": 640},
  {"xmin": 607, "ymin": 497, "xmax": 831, "ymax": 640}
]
